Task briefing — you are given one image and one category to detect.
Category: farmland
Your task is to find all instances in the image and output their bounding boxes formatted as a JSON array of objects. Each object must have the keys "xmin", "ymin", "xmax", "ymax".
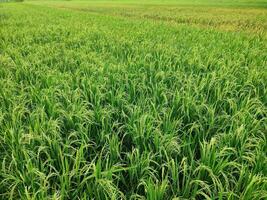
[{"xmin": 0, "ymin": 0, "xmax": 267, "ymax": 199}]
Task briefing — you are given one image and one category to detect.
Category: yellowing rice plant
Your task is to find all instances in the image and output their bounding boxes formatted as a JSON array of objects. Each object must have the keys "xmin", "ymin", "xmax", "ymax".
[{"xmin": 0, "ymin": 0, "xmax": 267, "ymax": 199}]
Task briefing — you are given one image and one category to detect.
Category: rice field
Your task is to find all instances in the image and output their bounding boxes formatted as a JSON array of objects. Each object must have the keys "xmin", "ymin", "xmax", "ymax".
[{"xmin": 0, "ymin": 0, "xmax": 267, "ymax": 199}]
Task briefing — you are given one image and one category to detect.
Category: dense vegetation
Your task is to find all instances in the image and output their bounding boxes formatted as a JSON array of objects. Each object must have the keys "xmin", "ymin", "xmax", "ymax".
[{"xmin": 0, "ymin": 0, "xmax": 267, "ymax": 199}]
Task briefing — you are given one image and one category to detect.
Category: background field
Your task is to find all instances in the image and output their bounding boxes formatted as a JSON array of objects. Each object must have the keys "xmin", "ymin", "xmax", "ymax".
[{"xmin": 0, "ymin": 0, "xmax": 267, "ymax": 199}]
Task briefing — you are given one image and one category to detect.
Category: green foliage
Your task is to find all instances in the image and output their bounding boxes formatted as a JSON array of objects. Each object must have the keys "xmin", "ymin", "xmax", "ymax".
[
  {"xmin": 0, "ymin": 0, "xmax": 24, "ymax": 2},
  {"xmin": 0, "ymin": 1, "xmax": 267, "ymax": 199}
]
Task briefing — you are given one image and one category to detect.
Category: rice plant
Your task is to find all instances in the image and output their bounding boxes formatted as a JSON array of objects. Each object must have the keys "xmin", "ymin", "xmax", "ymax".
[{"xmin": 0, "ymin": 0, "xmax": 267, "ymax": 199}]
